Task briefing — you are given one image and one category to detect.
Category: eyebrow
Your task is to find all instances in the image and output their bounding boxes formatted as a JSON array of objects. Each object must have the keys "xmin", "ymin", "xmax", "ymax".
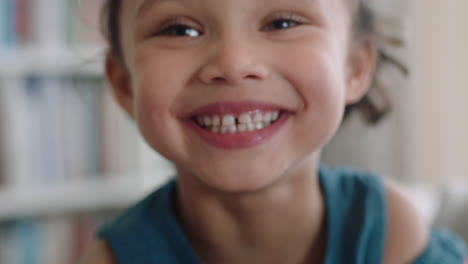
[{"xmin": 137, "ymin": 0, "xmax": 173, "ymax": 17}]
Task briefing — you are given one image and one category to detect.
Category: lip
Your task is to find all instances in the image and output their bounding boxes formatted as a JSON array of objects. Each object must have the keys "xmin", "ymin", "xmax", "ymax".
[{"xmin": 182, "ymin": 101, "xmax": 293, "ymax": 150}]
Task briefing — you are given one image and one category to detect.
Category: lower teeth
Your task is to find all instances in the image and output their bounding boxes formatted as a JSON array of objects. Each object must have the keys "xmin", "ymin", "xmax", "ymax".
[{"xmin": 200, "ymin": 120, "xmax": 276, "ymax": 134}]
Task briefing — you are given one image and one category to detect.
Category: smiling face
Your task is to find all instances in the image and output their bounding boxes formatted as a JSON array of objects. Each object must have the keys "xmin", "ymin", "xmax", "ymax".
[{"xmin": 106, "ymin": 0, "xmax": 375, "ymax": 193}]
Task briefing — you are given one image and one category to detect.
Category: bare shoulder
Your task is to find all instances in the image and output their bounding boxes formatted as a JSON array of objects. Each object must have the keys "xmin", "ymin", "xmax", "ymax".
[
  {"xmin": 78, "ymin": 240, "xmax": 117, "ymax": 264},
  {"xmin": 383, "ymin": 179, "xmax": 430, "ymax": 264}
]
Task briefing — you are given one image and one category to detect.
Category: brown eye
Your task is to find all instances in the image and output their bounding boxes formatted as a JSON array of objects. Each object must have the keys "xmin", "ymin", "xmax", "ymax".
[
  {"xmin": 263, "ymin": 19, "xmax": 301, "ymax": 31},
  {"xmin": 156, "ymin": 24, "xmax": 202, "ymax": 37}
]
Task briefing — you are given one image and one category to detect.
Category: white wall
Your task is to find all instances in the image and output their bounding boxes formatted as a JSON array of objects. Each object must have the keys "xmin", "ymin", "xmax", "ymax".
[
  {"xmin": 324, "ymin": 0, "xmax": 468, "ymax": 184},
  {"xmin": 323, "ymin": 0, "xmax": 411, "ymax": 180},
  {"xmin": 407, "ymin": 0, "xmax": 468, "ymax": 184}
]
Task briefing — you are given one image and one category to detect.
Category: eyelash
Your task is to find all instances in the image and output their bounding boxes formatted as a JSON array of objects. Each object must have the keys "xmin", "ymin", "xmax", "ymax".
[
  {"xmin": 154, "ymin": 19, "xmax": 202, "ymax": 37},
  {"xmin": 153, "ymin": 12, "xmax": 306, "ymax": 38},
  {"xmin": 262, "ymin": 13, "xmax": 306, "ymax": 31}
]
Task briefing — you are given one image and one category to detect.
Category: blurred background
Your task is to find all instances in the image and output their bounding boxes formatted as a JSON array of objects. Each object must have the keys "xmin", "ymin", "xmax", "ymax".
[{"xmin": 0, "ymin": 0, "xmax": 467, "ymax": 263}]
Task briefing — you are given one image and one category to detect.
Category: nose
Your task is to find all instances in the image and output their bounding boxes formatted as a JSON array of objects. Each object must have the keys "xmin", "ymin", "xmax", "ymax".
[{"xmin": 198, "ymin": 39, "xmax": 269, "ymax": 85}]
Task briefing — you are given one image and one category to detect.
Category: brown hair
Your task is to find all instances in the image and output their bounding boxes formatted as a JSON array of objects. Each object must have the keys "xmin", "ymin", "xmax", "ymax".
[
  {"xmin": 102, "ymin": 0, "xmax": 122, "ymax": 59},
  {"xmin": 101, "ymin": 0, "xmax": 402, "ymax": 124}
]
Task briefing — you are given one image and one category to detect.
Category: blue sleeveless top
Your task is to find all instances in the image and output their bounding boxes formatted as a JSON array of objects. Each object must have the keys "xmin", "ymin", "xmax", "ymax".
[{"xmin": 97, "ymin": 167, "xmax": 467, "ymax": 263}]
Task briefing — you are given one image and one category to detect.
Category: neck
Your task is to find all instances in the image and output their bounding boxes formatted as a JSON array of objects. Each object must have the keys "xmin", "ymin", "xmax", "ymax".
[{"xmin": 175, "ymin": 155, "xmax": 327, "ymax": 264}]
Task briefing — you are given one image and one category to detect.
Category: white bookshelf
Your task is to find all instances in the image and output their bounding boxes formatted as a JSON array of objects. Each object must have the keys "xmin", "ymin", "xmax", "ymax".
[
  {"xmin": 0, "ymin": 105, "xmax": 175, "ymax": 220},
  {"xmin": 0, "ymin": 0, "xmax": 172, "ymax": 262},
  {"xmin": 0, "ymin": 46, "xmax": 104, "ymax": 77},
  {"xmin": 0, "ymin": 173, "xmax": 171, "ymax": 221}
]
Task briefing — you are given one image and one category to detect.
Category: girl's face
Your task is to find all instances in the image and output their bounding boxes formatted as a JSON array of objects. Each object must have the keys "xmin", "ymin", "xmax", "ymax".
[{"xmin": 108, "ymin": 0, "xmax": 375, "ymax": 192}]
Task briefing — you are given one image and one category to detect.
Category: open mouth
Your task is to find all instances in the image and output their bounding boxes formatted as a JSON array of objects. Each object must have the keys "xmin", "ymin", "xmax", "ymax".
[
  {"xmin": 184, "ymin": 101, "xmax": 291, "ymax": 149},
  {"xmin": 193, "ymin": 110, "xmax": 283, "ymax": 134}
]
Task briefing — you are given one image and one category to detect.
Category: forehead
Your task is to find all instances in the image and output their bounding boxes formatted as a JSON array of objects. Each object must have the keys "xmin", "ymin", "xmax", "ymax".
[
  {"xmin": 133, "ymin": 0, "xmax": 324, "ymax": 11},
  {"xmin": 121, "ymin": 0, "xmax": 349, "ymax": 19}
]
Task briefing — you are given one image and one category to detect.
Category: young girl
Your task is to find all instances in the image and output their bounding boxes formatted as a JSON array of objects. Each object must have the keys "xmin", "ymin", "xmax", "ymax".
[{"xmin": 81, "ymin": 0, "xmax": 467, "ymax": 263}]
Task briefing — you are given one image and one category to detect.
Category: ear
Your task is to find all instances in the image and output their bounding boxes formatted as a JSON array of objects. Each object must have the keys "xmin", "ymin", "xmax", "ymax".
[
  {"xmin": 105, "ymin": 54, "xmax": 134, "ymax": 117},
  {"xmin": 345, "ymin": 39, "xmax": 377, "ymax": 105}
]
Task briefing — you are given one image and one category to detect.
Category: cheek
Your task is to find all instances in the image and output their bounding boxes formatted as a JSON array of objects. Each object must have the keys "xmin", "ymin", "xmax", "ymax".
[
  {"xmin": 278, "ymin": 41, "xmax": 347, "ymax": 147},
  {"xmin": 283, "ymin": 42, "xmax": 347, "ymax": 115},
  {"xmin": 306, "ymin": 55, "xmax": 346, "ymax": 123},
  {"xmin": 275, "ymin": 34, "xmax": 347, "ymax": 104},
  {"xmin": 128, "ymin": 52, "xmax": 191, "ymax": 158},
  {"xmin": 130, "ymin": 48, "xmax": 193, "ymax": 118},
  {"xmin": 133, "ymin": 67, "xmax": 175, "ymax": 123}
]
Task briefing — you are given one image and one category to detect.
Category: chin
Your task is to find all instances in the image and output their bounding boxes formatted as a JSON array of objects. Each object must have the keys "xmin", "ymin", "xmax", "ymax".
[{"xmin": 195, "ymin": 165, "xmax": 283, "ymax": 194}]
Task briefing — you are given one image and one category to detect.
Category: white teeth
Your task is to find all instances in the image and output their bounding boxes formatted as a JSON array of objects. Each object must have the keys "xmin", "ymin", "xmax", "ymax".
[
  {"xmin": 220, "ymin": 126, "xmax": 229, "ymax": 134},
  {"xmin": 263, "ymin": 112, "xmax": 272, "ymax": 123},
  {"xmin": 212, "ymin": 116, "xmax": 221, "ymax": 126},
  {"xmin": 196, "ymin": 110, "xmax": 282, "ymax": 134},
  {"xmin": 203, "ymin": 116, "xmax": 212, "ymax": 126},
  {"xmin": 238, "ymin": 124, "xmax": 247, "ymax": 133},
  {"xmin": 255, "ymin": 123, "xmax": 264, "ymax": 130},
  {"xmin": 272, "ymin": 111, "xmax": 280, "ymax": 122},
  {"xmin": 253, "ymin": 113, "xmax": 263, "ymax": 123},
  {"xmin": 238, "ymin": 113, "xmax": 252, "ymax": 124},
  {"xmin": 222, "ymin": 115, "xmax": 236, "ymax": 126},
  {"xmin": 228, "ymin": 125, "xmax": 237, "ymax": 134}
]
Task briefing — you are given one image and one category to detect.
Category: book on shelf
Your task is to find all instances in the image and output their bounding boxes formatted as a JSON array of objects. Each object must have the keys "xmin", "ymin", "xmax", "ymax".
[
  {"xmin": 0, "ymin": 75, "xmax": 149, "ymax": 190},
  {"xmin": 0, "ymin": 0, "xmax": 173, "ymax": 263},
  {"xmin": 0, "ymin": 81, "xmax": 6, "ymax": 185},
  {"xmin": 0, "ymin": 72, "xmax": 174, "ymax": 260},
  {"xmin": 66, "ymin": 0, "xmax": 105, "ymax": 48},
  {"xmin": 0, "ymin": 0, "xmax": 104, "ymax": 52}
]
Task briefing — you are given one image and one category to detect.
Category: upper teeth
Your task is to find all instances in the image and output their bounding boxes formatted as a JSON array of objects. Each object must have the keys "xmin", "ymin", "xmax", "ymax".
[{"xmin": 196, "ymin": 111, "xmax": 281, "ymax": 134}]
